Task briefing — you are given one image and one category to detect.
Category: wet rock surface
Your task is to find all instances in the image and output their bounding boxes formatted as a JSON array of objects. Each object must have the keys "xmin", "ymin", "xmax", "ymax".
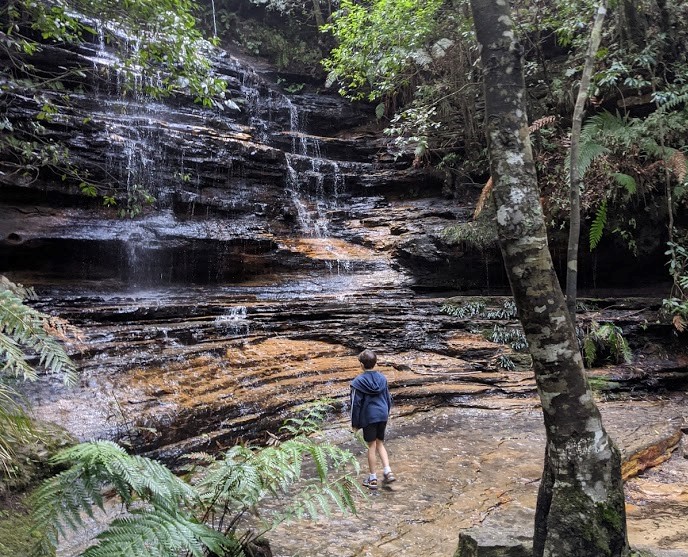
[{"xmin": 265, "ymin": 398, "xmax": 688, "ymax": 557}]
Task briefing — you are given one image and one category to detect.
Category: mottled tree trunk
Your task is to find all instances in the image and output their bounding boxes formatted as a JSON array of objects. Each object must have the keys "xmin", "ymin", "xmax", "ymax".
[{"xmin": 468, "ymin": 1, "xmax": 629, "ymax": 556}]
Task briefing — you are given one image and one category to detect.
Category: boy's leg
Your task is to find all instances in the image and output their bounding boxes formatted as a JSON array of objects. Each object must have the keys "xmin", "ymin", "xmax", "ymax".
[
  {"xmin": 367, "ymin": 440, "xmax": 377, "ymax": 474},
  {"xmin": 376, "ymin": 439, "xmax": 390, "ymax": 470}
]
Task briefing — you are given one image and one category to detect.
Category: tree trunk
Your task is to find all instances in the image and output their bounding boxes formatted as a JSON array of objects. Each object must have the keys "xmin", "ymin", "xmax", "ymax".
[
  {"xmin": 468, "ymin": 2, "xmax": 629, "ymax": 556},
  {"xmin": 617, "ymin": 0, "xmax": 647, "ymax": 51},
  {"xmin": 566, "ymin": 1, "xmax": 608, "ymax": 323},
  {"xmin": 311, "ymin": 0, "xmax": 325, "ymax": 28}
]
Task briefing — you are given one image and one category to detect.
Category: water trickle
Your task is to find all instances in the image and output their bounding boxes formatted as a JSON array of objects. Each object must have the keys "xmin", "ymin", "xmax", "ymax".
[{"xmin": 215, "ymin": 305, "xmax": 250, "ymax": 336}]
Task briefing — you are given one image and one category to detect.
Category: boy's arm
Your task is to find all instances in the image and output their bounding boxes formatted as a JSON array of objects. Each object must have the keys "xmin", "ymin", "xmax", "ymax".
[{"xmin": 350, "ymin": 387, "xmax": 362, "ymax": 429}]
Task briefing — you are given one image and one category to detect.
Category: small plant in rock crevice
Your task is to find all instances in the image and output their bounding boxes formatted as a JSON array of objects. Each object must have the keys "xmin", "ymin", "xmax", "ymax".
[
  {"xmin": 440, "ymin": 298, "xmax": 518, "ymax": 320},
  {"xmin": 582, "ymin": 322, "xmax": 632, "ymax": 368}
]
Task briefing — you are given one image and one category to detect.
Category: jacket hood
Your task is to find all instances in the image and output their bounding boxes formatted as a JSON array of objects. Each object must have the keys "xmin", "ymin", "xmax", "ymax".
[{"xmin": 351, "ymin": 371, "xmax": 386, "ymax": 395}]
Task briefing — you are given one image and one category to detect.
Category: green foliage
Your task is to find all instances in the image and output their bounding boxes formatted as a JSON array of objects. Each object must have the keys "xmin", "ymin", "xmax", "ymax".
[
  {"xmin": 495, "ymin": 354, "xmax": 515, "ymax": 371},
  {"xmin": 321, "ymin": 0, "xmax": 444, "ymax": 102},
  {"xmin": 29, "ymin": 401, "xmax": 360, "ymax": 557},
  {"xmin": 0, "ymin": 276, "xmax": 78, "ymax": 476},
  {"xmin": 442, "ymin": 203, "xmax": 499, "ymax": 251},
  {"xmin": 589, "ymin": 199, "xmax": 607, "ymax": 249},
  {"xmin": 582, "ymin": 322, "xmax": 632, "ymax": 367},
  {"xmin": 485, "ymin": 325, "xmax": 528, "ymax": 353},
  {"xmin": 441, "ymin": 298, "xmax": 518, "ymax": 320},
  {"xmin": 611, "ymin": 172, "xmax": 637, "ymax": 195},
  {"xmin": 384, "ymin": 106, "xmax": 441, "ymax": 162},
  {"xmin": 663, "ymin": 240, "xmax": 688, "ymax": 333}
]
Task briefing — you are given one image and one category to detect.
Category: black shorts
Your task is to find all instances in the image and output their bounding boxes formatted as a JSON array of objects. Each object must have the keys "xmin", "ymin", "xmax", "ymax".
[{"xmin": 362, "ymin": 421, "xmax": 387, "ymax": 443}]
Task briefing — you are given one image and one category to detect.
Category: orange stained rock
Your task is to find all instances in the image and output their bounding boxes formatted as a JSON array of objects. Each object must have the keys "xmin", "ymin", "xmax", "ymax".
[
  {"xmin": 621, "ymin": 426, "xmax": 682, "ymax": 480},
  {"xmin": 277, "ymin": 238, "xmax": 381, "ymax": 261},
  {"xmin": 446, "ymin": 331, "xmax": 512, "ymax": 352}
]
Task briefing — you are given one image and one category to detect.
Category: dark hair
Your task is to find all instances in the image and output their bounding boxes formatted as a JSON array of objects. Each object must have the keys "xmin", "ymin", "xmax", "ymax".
[{"xmin": 358, "ymin": 349, "xmax": 377, "ymax": 370}]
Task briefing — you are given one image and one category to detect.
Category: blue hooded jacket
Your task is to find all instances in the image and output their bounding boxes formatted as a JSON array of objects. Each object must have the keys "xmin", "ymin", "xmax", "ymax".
[{"xmin": 350, "ymin": 370, "xmax": 392, "ymax": 429}]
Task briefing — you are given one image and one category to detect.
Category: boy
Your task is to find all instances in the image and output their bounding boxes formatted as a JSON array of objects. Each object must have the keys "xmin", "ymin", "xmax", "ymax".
[{"xmin": 350, "ymin": 349, "xmax": 396, "ymax": 490}]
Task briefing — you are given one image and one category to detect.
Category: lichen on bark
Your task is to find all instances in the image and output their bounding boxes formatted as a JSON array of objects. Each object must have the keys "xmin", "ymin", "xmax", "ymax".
[{"xmin": 468, "ymin": 0, "xmax": 629, "ymax": 556}]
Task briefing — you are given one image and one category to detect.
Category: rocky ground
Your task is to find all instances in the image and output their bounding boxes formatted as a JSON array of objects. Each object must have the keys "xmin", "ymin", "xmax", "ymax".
[{"xmin": 267, "ymin": 395, "xmax": 688, "ymax": 557}]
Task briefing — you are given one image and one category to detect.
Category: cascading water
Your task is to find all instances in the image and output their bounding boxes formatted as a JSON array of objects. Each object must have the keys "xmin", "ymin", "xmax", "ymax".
[{"xmin": 2, "ymin": 20, "xmax": 468, "ymax": 472}]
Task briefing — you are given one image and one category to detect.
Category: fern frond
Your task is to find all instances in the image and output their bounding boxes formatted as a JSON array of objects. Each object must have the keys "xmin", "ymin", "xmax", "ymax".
[
  {"xmin": 667, "ymin": 150, "xmax": 687, "ymax": 183},
  {"xmin": 612, "ymin": 172, "xmax": 637, "ymax": 195},
  {"xmin": 529, "ymin": 115, "xmax": 556, "ymax": 132},
  {"xmin": 48, "ymin": 441, "xmax": 196, "ymax": 507},
  {"xmin": 0, "ymin": 330, "xmax": 38, "ymax": 381},
  {"xmin": 0, "ymin": 286, "xmax": 78, "ymax": 385},
  {"xmin": 81, "ymin": 506, "xmax": 236, "ymax": 557},
  {"xmin": 589, "ymin": 200, "xmax": 607, "ymax": 250},
  {"xmin": 276, "ymin": 475, "xmax": 360, "ymax": 524},
  {"xmin": 30, "ymin": 441, "xmax": 198, "ymax": 555},
  {"xmin": 583, "ymin": 111, "xmax": 629, "ymax": 136},
  {"xmin": 567, "ymin": 140, "xmax": 609, "ymax": 176},
  {"xmin": 583, "ymin": 336, "xmax": 597, "ymax": 367},
  {"xmin": 280, "ymin": 399, "xmax": 334, "ymax": 436},
  {"xmin": 0, "ymin": 382, "xmax": 36, "ymax": 474},
  {"xmin": 657, "ymin": 89, "xmax": 688, "ymax": 112},
  {"xmin": 306, "ymin": 444, "xmax": 329, "ymax": 481}
]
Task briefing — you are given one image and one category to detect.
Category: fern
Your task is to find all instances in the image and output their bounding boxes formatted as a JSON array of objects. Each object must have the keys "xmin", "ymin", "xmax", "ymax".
[
  {"xmin": 30, "ymin": 441, "xmax": 200, "ymax": 556},
  {"xmin": 30, "ymin": 404, "xmax": 360, "ymax": 557},
  {"xmin": 567, "ymin": 140, "xmax": 609, "ymax": 176},
  {"xmin": 589, "ymin": 200, "xmax": 607, "ymax": 250},
  {"xmin": 0, "ymin": 285, "xmax": 78, "ymax": 385},
  {"xmin": 582, "ymin": 322, "xmax": 632, "ymax": 367},
  {"xmin": 612, "ymin": 172, "xmax": 637, "ymax": 195},
  {"xmin": 81, "ymin": 507, "xmax": 235, "ymax": 557},
  {"xmin": 0, "ymin": 383, "xmax": 35, "ymax": 474},
  {"xmin": 0, "ymin": 276, "xmax": 79, "ymax": 475},
  {"xmin": 583, "ymin": 336, "xmax": 598, "ymax": 368},
  {"xmin": 656, "ymin": 87, "xmax": 688, "ymax": 113}
]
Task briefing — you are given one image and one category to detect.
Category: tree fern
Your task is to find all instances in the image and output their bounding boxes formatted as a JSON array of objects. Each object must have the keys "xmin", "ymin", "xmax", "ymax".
[
  {"xmin": 0, "ymin": 283, "xmax": 78, "ymax": 384},
  {"xmin": 611, "ymin": 172, "xmax": 637, "ymax": 195},
  {"xmin": 589, "ymin": 200, "xmax": 608, "ymax": 249},
  {"xmin": 30, "ymin": 441, "xmax": 200, "ymax": 556},
  {"xmin": 81, "ymin": 507, "xmax": 236, "ymax": 557},
  {"xmin": 30, "ymin": 402, "xmax": 360, "ymax": 557},
  {"xmin": 0, "ymin": 276, "xmax": 79, "ymax": 475}
]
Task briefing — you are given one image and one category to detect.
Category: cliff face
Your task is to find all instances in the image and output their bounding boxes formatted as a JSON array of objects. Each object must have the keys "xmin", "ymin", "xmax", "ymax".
[{"xmin": 2, "ymin": 35, "xmax": 496, "ymax": 290}]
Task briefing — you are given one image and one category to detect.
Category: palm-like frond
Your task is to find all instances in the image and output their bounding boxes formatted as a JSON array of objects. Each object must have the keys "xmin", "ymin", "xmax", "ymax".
[
  {"xmin": 81, "ymin": 506, "xmax": 237, "ymax": 557},
  {"xmin": 589, "ymin": 200, "xmax": 607, "ymax": 250},
  {"xmin": 0, "ymin": 285, "xmax": 78, "ymax": 385},
  {"xmin": 1, "ymin": 276, "xmax": 79, "ymax": 474},
  {"xmin": 278, "ymin": 476, "xmax": 362, "ymax": 523},
  {"xmin": 0, "ymin": 382, "xmax": 36, "ymax": 474},
  {"xmin": 30, "ymin": 441, "xmax": 199, "ymax": 556}
]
